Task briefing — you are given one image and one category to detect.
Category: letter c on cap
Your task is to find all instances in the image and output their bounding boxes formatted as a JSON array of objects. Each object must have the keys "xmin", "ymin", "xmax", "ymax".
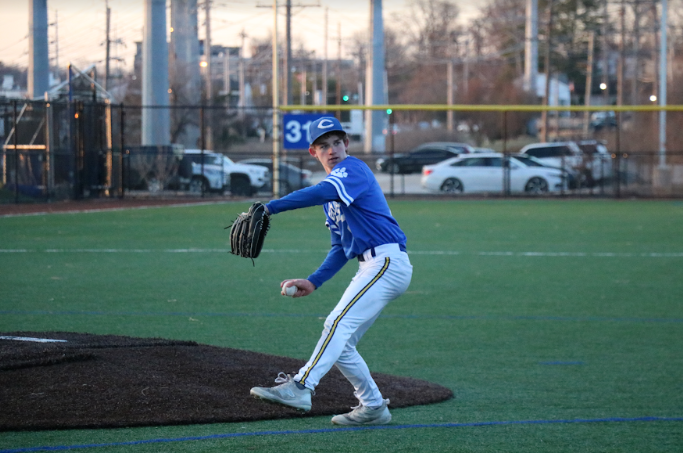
[{"xmin": 318, "ymin": 119, "xmax": 335, "ymax": 129}]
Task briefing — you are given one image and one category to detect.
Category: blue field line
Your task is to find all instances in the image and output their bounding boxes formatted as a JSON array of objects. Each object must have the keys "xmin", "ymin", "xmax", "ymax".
[
  {"xmin": 0, "ymin": 310, "xmax": 321, "ymax": 319},
  {"xmin": 1, "ymin": 416, "xmax": 681, "ymax": 452},
  {"xmin": 2, "ymin": 248, "xmax": 683, "ymax": 258},
  {"xmin": 2, "ymin": 309, "xmax": 683, "ymax": 324}
]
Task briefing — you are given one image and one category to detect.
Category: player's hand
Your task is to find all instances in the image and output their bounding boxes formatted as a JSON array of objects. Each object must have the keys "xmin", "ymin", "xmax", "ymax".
[{"xmin": 280, "ymin": 279, "xmax": 315, "ymax": 298}]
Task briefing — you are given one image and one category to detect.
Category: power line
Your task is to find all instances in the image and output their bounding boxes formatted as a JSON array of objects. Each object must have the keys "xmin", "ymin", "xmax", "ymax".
[{"xmin": 0, "ymin": 35, "xmax": 28, "ymax": 53}]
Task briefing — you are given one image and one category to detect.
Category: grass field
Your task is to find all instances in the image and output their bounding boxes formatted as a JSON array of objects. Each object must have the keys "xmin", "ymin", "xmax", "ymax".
[{"xmin": 1, "ymin": 199, "xmax": 682, "ymax": 452}]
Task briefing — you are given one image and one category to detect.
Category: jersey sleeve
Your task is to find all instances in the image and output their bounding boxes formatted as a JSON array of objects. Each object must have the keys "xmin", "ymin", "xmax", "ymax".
[
  {"xmin": 323, "ymin": 159, "xmax": 369, "ymax": 207},
  {"xmin": 307, "ymin": 231, "xmax": 348, "ymax": 289},
  {"xmin": 265, "ymin": 182, "xmax": 340, "ymax": 214}
]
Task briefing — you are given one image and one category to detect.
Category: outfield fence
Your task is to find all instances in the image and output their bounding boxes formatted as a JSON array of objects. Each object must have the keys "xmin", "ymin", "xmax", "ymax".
[{"xmin": 2, "ymin": 100, "xmax": 682, "ymax": 204}]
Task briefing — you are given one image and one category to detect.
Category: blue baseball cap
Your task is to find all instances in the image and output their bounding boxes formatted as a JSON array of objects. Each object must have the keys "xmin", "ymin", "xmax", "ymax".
[{"xmin": 308, "ymin": 116, "xmax": 345, "ymax": 145}]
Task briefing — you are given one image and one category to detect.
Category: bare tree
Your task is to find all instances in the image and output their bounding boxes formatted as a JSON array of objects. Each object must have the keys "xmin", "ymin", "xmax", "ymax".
[{"xmin": 399, "ymin": 0, "xmax": 462, "ymax": 60}]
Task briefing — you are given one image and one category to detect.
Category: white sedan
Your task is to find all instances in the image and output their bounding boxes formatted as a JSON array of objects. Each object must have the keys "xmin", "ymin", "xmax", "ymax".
[{"xmin": 421, "ymin": 153, "xmax": 566, "ymax": 194}]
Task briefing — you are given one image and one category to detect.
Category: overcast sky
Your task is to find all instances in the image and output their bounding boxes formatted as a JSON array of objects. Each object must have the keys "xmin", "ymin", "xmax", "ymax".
[{"xmin": 0, "ymin": 0, "xmax": 480, "ymax": 75}]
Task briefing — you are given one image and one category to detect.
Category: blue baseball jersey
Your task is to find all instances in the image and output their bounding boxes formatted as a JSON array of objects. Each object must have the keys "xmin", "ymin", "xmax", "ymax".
[
  {"xmin": 322, "ymin": 156, "xmax": 406, "ymax": 258},
  {"xmin": 265, "ymin": 156, "xmax": 406, "ymax": 288}
]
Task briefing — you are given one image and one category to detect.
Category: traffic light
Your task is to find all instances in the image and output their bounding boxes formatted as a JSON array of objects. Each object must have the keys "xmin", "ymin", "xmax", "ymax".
[
  {"xmin": 386, "ymin": 108, "xmax": 393, "ymax": 115},
  {"xmin": 342, "ymin": 95, "xmax": 349, "ymax": 102}
]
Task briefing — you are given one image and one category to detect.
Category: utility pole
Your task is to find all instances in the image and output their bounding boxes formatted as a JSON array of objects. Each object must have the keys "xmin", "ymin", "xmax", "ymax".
[
  {"xmin": 336, "ymin": 21, "xmax": 342, "ymax": 119},
  {"xmin": 447, "ymin": 60, "xmax": 453, "ymax": 131},
  {"xmin": 651, "ymin": 2, "xmax": 658, "ymax": 105},
  {"xmin": 204, "ymin": 0, "xmax": 212, "ymax": 150},
  {"xmin": 365, "ymin": 0, "xmax": 386, "ymax": 153},
  {"xmin": 50, "ymin": 10, "xmax": 59, "ymax": 77},
  {"xmin": 271, "ymin": 0, "xmax": 280, "ymax": 198},
  {"xmin": 300, "ymin": 56, "xmax": 306, "ymax": 105},
  {"xmin": 463, "ymin": 37, "xmax": 469, "ymax": 98},
  {"xmin": 541, "ymin": 0, "xmax": 553, "ymax": 143},
  {"xmin": 141, "ymin": 0, "xmax": 170, "ymax": 146},
  {"xmin": 312, "ymin": 51, "xmax": 318, "ymax": 105},
  {"xmin": 257, "ymin": 1, "xmax": 320, "ymax": 106},
  {"xmin": 323, "ymin": 6, "xmax": 328, "ymax": 106},
  {"xmin": 617, "ymin": 0, "xmax": 624, "ymax": 108},
  {"xmin": 29, "ymin": 0, "xmax": 50, "ymax": 99},
  {"xmin": 103, "ymin": 7, "xmax": 125, "ymax": 92},
  {"xmin": 205, "ymin": 0, "xmax": 212, "ymax": 102},
  {"xmin": 632, "ymin": 0, "xmax": 640, "ymax": 104},
  {"xmin": 105, "ymin": 3, "xmax": 111, "ymax": 91},
  {"xmin": 222, "ymin": 49, "xmax": 229, "ymax": 108},
  {"xmin": 583, "ymin": 30, "xmax": 594, "ymax": 136},
  {"xmin": 658, "ymin": 0, "xmax": 667, "ymax": 166},
  {"xmin": 238, "ymin": 29, "xmax": 246, "ymax": 119},
  {"xmin": 285, "ymin": 0, "xmax": 292, "ymax": 105},
  {"xmin": 524, "ymin": 0, "xmax": 538, "ymax": 93},
  {"xmin": 55, "ymin": 9, "xmax": 59, "ymax": 72},
  {"xmin": 601, "ymin": 0, "xmax": 608, "ymax": 106}
]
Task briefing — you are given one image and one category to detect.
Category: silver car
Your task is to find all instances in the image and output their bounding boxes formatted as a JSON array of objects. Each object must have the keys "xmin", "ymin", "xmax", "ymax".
[{"xmin": 239, "ymin": 158, "xmax": 312, "ymax": 196}]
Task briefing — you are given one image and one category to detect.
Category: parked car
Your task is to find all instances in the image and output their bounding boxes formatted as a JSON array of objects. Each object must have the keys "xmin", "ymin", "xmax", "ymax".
[
  {"xmin": 181, "ymin": 150, "xmax": 269, "ymax": 195},
  {"xmin": 238, "ymin": 158, "xmax": 312, "ymax": 196},
  {"xmin": 518, "ymin": 141, "xmax": 612, "ymax": 187},
  {"xmin": 376, "ymin": 142, "xmax": 475, "ymax": 174},
  {"xmin": 511, "ymin": 153, "xmax": 579, "ymax": 189},
  {"xmin": 124, "ymin": 145, "xmax": 185, "ymax": 192},
  {"xmin": 575, "ymin": 140, "xmax": 613, "ymax": 185},
  {"xmin": 590, "ymin": 111, "xmax": 617, "ymax": 131},
  {"xmin": 421, "ymin": 153, "xmax": 566, "ymax": 194},
  {"xmin": 518, "ymin": 141, "xmax": 586, "ymax": 186}
]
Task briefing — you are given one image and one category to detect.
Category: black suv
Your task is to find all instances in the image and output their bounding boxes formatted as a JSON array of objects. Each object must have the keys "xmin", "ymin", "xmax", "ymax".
[{"xmin": 376, "ymin": 142, "xmax": 475, "ymax": 174}]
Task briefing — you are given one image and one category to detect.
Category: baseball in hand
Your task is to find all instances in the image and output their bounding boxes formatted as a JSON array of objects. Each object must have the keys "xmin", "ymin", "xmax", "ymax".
[{"xmin": 283, "ymin": 284, "xmax": 298, "ymax": 297}]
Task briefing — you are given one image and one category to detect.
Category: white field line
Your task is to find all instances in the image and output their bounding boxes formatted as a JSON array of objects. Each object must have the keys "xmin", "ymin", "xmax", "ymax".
[
  {"xmin": 0, "ymin": 200, "xmax": 232, "ymax": 218},
  {"xmin": 1, "ymin": 249, "xmax": 682, "ymax": 257}
]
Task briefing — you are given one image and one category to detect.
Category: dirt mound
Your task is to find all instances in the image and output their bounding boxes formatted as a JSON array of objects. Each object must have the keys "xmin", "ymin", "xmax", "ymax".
[{"xmin": 0, "ymin": 332, "xmax": 453, "ymax": 431}]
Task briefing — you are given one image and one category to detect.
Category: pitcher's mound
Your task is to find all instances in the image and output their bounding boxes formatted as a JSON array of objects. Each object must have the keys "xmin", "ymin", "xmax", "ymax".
[{"xmin": 0, "ymin": 332, "xmax": 453, "ymax": 431}]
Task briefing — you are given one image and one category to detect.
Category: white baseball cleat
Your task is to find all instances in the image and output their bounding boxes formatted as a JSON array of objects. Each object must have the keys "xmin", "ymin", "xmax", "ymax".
[
  {"xmin": 330, "ymin": 399, "xmax": 391, "ymax": 425},
  {"xmin": 250, "ymin": 372, "xmax": 313, "ymax": 411}
]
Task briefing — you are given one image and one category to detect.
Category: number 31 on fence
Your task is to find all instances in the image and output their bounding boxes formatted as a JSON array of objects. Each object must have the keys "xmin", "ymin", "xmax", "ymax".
[{"xmin": 283, "ymin": 113, "xmax": 326, "ymax": 150}]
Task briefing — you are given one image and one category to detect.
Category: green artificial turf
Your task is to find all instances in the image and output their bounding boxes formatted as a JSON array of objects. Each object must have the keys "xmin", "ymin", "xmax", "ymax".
[{"xmin": 1, "ymin": 200, "xmax": 682, "ymax": 452}]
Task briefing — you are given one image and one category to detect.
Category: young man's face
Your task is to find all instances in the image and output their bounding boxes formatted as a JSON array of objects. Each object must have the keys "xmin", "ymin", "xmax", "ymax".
[{"xmin": 309, "ymin": 133, "xmax": 349, "ymax": 174}]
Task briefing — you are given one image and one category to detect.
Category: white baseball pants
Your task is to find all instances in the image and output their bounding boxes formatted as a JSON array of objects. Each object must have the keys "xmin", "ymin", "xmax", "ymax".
[{"xmin": 295, "ymin": 243, "xmax": 413, "ymax": 407}]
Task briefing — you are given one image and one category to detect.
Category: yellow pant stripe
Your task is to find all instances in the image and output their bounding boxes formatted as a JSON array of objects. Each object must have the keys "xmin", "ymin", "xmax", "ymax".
[{"xmin": 300, "ymin": 257, "xmax": 390, "ymax": 386}]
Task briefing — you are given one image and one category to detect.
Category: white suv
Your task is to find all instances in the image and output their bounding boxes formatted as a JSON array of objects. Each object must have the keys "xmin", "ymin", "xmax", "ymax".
[
  {"xmin": 181, "ymin": 150, "xmax": 269, "ymax": 196},
  {"xmin": 575, "ymin": 140, "xmax": 613, "ymax": 185},
  {"xmin": 518, "ymin": 141, "xmax": 612, "ymax": 187}
]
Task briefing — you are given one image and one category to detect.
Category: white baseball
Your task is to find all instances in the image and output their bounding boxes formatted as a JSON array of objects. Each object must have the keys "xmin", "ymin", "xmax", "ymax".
[{"xmin": 283, "ymin": 285, "xmax": 298, "ymax": 297}]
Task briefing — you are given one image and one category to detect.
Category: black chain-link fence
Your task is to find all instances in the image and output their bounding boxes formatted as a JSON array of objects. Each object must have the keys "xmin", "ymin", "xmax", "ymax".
[{"xmin": 2, "ymin": 100, "xmax": 683, "ymax": 203}]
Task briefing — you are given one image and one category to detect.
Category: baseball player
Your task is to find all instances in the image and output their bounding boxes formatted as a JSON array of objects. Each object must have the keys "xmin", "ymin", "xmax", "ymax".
[{"xmin": 250, "ymin": 117, "xmax": 413, "ymax": 425}]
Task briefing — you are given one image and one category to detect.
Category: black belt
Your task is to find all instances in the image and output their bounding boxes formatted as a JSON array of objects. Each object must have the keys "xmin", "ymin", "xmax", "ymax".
[{"xmin": 357, "ymin": 244, "xmax": 407, "ymax": 262}]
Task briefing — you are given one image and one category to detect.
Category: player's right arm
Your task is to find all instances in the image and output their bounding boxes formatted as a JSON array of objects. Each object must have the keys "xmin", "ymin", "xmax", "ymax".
[
  {"xmin": 279, "ymin": 232, "xmax": 347, "ymax": 296},
  {"xmin": 307, "ymin": 238, "xmax": 347, "ymax": 289},
  {"xmin": 280, "ymin": 278, "xmax": 315, "ymax": 298},
  {"xmin": 265, "ymin": 182, "xmax": 339, "ymax": 215},
  {"xmin": 267, "ymin": 184, "xmax": 349, "ymax": 291}
]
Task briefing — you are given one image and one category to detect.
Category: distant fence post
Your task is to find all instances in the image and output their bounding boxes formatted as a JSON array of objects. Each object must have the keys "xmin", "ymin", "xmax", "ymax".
[
  {"xmin": 12, "ymin": 100, "xmax": 18, "ymax": 204},
  {"xmin": 389, "ymin": 111, "xmax": 395, "ymax": 198},
  {"xmin": 502, "ymin": 110, "xmax": 510, "ymax": 197},
  {"xmin": 200, "ymin": 105, "xmax": 205, "ymax": 198},
  {"xmin": 44, "ymin": 101, "xmax": 51, "ymax": 201},
  {"xmin": 119, "ymin": 104, "xmax": 125, "ymax": 199},
  {"xmin": 614, "ymin": 153, "xmax": 621, "ymax": 199}
]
